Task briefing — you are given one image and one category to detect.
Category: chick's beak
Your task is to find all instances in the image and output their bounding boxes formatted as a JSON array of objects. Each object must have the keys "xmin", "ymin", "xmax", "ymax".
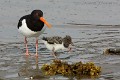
[
  {"xmin": 40, "ymin": 17, "xmax": 52, "ymax": 28},
  {"xmin": 71, "ymin": 42, "xmax": 74, "ymax": 46},
  {"xmin": 68, "ymin": 47, "xmax": 72, "ymax": 52},
  {"xmin": 68, "ymin": 44, "xmax": 73, "ymax": 52}
]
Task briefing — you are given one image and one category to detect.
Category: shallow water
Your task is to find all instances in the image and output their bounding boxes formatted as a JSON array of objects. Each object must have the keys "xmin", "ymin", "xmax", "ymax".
[
  {"xmin": 0, "ymin": 0, "xmax": 120, "ymax": 25},
  {"xmin": 0, "ymin": 0, "xmax": 120, "ymax": 79},
  {"xmin": 0, "ymin": 25, "xmax": 120, "ymax": 80}
]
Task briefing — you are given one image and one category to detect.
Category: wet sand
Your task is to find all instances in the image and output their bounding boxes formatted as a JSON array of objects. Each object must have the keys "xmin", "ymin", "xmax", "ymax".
[{"xmin": 0, "ymin": 0, "xmax": 120, "ymax": 80}]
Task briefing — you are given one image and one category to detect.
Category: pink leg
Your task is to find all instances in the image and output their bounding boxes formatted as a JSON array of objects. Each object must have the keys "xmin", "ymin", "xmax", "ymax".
[
  {"xmin": 35, "ymin": 57, "xmax": 39, "ymax": 69},
  {"xmin": 35, "ymin": 38, "xmax": 38, "ymax": 57},
  {"xmin": 24, "ymin": 37, "xmax": 30, "ymax": 56},
  {"xmin": 52, "ymin": 47, "xmax": 57, "ymax": 59}
]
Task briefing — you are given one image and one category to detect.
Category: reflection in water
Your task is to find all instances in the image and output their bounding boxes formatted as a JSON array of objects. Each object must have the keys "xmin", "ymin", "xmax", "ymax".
[
  {"xmin": 18, "ymin": 56, "xmax": 47, "ymax": 79},
  {"xmin": 0, "ymin": 27, "xmax": 120, "ymax": 80}
]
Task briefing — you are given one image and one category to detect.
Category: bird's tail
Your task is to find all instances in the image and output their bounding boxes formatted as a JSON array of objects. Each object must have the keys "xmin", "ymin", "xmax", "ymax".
[{"xmin": 42, "ymin": 37, "xmax": 48, "ymax": 41}]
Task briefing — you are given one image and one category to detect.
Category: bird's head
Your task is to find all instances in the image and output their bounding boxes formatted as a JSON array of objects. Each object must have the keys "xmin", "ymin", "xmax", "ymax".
[
  {"xmin": 31, "ymin": 10, "xmax": 51, "ymax": 28},
  {"xmin": 63, "ymin": 35, "xmax": 74, "ymax": 52}
]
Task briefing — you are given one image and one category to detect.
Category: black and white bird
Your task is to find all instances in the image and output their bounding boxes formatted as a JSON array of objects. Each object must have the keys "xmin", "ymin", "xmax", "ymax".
[
  {"xmin": 42, "ymin": 35, "xmax": 73, "ymax": 58},
  {"xmin": 17, "ymin": 10, "xmax": 51, "ymax": 57}
]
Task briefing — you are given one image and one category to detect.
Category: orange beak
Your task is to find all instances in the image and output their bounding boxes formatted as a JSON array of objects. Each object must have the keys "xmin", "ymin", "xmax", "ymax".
[{"xmin": 40, "ymin": 17, "xmax": 52, "ymax": 28}]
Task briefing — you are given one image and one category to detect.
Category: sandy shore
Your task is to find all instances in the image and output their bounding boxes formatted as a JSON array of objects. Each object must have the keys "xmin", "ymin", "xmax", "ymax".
[{"xmin": 0, "ymin": 0, "xmax": 120, "ymax": 80}]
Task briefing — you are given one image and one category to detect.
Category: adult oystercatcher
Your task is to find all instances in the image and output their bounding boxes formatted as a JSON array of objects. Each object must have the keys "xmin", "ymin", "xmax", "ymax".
[
  {"xmin": 17, "ymin": 10, "xmax": 51, "ymax": 57},
  {"xmin": 42, "ymin": 35, "xmax": 73, "ymax": 58}
]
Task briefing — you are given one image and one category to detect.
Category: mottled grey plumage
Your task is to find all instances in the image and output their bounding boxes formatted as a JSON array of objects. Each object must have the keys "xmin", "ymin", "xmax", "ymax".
[
  {"xmin": 42, "ymin": 35, "xmax": 72, "ymax": 48},
  {"xmin": 63, "ymin": 35, "xmax": 72, "ymax": 48},
  {"xmin": 42, "ymin": 36, "xmax": 62, "ymax": 44}
]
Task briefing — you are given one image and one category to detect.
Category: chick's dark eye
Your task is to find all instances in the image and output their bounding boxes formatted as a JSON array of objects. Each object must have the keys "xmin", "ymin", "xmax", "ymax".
[{"xmin": 64, "ymin": 43, "xmax": 69, "ymax": 48}]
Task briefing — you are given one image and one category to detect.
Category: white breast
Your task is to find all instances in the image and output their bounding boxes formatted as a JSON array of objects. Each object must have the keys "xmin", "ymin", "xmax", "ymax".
[
  {"xmin": 42, "ymin": 40, "xmax": 66, "ymax": 51},
  {"xmin": 18, "ymin": 19, "xmax": 46, "ymax": 37}
]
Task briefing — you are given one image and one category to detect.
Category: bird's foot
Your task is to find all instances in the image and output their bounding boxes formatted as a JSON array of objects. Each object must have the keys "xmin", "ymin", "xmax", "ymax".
[
  {"xmin": 54, "ymin": 57, "xmax": 60, "ymax": 60},
  {"xmin": 34, "ymin": 53, "xmax": 44, "ymax": 58},
  {"xmin": 35, "ymin": 53, "xmax": 39, "ymax": 57},
  {"xmin": 25, "ymin": 53, "xmax": 31, "ymax": 56}
]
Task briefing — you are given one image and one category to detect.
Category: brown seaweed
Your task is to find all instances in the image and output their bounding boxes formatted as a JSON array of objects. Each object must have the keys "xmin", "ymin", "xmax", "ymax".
[{"xmin": 41, "ymin": 60, "xmax": 101, "ymax": 78}]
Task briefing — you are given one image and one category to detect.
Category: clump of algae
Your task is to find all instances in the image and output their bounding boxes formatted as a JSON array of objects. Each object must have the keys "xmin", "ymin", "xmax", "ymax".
[{"xmin": 41, "ymin": 60, "xmax": 101, "ymax": 78}]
